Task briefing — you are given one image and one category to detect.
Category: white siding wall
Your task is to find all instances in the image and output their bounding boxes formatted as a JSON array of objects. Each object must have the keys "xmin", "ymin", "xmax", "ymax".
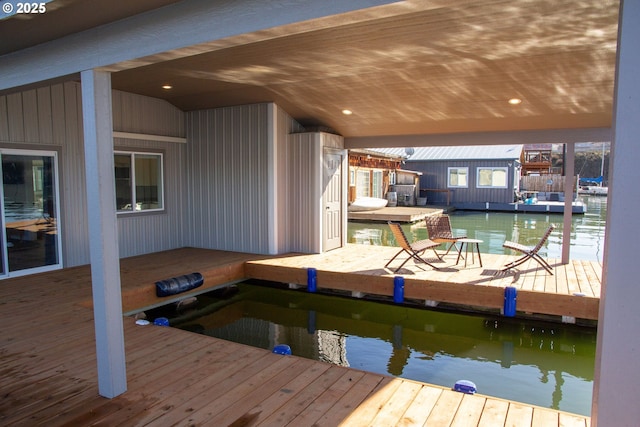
[
  {"xmin": 283, "ymin": 132, "xmax": 323, "ymax": 253},
  {"xmin": 114, "ymin": 137, "xmax": 186, "ymax": 258},
  {"xmin": 273, "ymin": 104, "xmax": 306, "ymax": 253},
  {"xmin": 0, "ymin": 82, "xmax": 187, "ymax": 266},
  {"xmin": 184, "ymin": 103, "xmax": 274, "ymax": 253},
  {"xmin": 1, "ymin": 83, "xmax": 339, "ymax": 262},
  {"xmin": 283, "ymin": 132, "xmax": 345, "ymax": 253}
]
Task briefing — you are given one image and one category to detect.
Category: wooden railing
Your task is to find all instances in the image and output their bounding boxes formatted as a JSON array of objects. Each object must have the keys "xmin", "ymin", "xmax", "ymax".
[{"xmin": 520, "ymin": 174, "xmax": 577, "ymax": 192}]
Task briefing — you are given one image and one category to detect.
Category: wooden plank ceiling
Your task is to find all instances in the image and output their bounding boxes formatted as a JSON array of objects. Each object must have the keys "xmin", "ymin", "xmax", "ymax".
[{"xmin": 1, "ymin": 0, "xmax": 620, "ymax": 138}]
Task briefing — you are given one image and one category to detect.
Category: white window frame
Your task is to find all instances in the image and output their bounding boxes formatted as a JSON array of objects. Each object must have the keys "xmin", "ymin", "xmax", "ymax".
[
  {"xmin": 355, "ymin": 169, "xmax": 371, "ymax": 198},
  {"xmin": 476, "ymin": 167, "xmax": 509, "ymax": 189},
  {"xmin": 114, "ymin": 151, "xmax": 164, "ymax": 214},
  {"xmin": 447, "ymin": 167, "xmax": 468, "ymax": 188},
  {"xmin": 372, "ymin": 170, "xmax": 384, "ymax": 199}
]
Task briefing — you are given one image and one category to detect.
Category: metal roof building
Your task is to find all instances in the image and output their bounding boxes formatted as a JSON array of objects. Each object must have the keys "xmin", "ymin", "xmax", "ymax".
[
  {"xmin": 371, "ymin": 145, "xmax": 523, "ymax": 206},
  {"xmin": 372, "ymin": 145, "xmax": 523, "ymax": 161}
]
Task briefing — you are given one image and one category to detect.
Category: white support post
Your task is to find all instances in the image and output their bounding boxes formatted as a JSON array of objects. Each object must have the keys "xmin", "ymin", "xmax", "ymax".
[
  {"xmin": 81, "ymin": 69, "xmax": 127, "ymax": 398},
  {"xmin": 562, "ymin": 142, "xmax": 575, "ymax": 264},
  {"xmin": 592, "ymin": 1, "xmax": 640, "ymax": 425}
]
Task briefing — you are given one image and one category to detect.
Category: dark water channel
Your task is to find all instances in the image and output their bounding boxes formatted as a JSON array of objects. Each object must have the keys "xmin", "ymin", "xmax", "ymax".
[{"xmin": 150, "ymin": 283, "xmax": 596, "ymax": 416}]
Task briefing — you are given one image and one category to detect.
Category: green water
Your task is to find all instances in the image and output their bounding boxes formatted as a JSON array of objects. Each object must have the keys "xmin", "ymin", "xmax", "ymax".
[
  {"xmin": 155, "ymin": 283, "xmax": 596, "ymax": 416},
  {"xmin": 349, "ymin": 195, "xmax": 607, "ymax": 262}
]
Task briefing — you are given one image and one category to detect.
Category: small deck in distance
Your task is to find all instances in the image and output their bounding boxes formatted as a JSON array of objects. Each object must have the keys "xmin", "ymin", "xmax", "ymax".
[
  {"xmin": 0, "ymin": 247, "xmax": 596, "ymax": 426},
  {"xmin": 348, "ymin": 205, "xmax": 448, "ymax": 222}
]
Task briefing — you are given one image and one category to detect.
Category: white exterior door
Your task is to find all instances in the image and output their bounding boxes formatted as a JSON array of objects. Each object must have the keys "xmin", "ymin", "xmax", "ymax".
[{"xmin": 323, "ymin": 152, "xmax": 343, "ymax": 251}]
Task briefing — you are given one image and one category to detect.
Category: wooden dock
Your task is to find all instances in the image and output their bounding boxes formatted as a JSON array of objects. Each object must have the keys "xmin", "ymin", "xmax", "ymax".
[
  {"xmin": 0, "ymin": 247, "xmax": 596, "ymax": 426},
  {"xmin": 246, "ymin": 244, "xmax": 601, "ymax": 321},
  {"xmin": 348, "ymin": 206, "xmax": 447, "ymax": 222}
]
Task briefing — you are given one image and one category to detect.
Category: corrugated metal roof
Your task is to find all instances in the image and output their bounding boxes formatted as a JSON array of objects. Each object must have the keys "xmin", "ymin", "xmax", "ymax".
[{"xmin": 371, "ymin": 145, "xmax": 523, "ymax": 161}]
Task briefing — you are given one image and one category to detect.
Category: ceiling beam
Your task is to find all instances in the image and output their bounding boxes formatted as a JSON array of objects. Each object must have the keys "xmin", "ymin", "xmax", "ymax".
[{"xmin": 344, "ymin": 128, "xmax": 613, "ymax": 149}]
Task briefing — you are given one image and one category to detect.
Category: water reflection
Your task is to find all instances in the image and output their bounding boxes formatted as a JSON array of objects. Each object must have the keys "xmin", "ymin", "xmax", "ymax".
[{"xmin": 348, "ymin": 195, "xmax": 607, "ymax": 262}]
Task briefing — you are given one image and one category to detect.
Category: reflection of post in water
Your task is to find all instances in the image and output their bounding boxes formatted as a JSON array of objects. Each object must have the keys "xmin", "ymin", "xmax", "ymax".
[
  {"xmin": 387, "ymin": 324, "xmax": 411, "ymax": 376},
  {"xmin": 501, "ymin": 340, "xmax": 514, "ymax": 368},
  {"xmin": 538, "ymin": 368, "xmax": 565, "ymax": 410},
  {"xmin": 307, "ymin": 310, "xmax": 316, "ymax": 334},
  {"xmin": 552, "ymin": 369, "xmax": 564, "ymax": 410}
]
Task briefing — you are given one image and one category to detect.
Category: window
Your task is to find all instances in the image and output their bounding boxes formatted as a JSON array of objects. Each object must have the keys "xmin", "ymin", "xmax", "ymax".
[
  {"xmin": 477, "ymin": 167, "xmax": 508, "ymax": 188},
  {"xmin": 356, "ymin": 170, "xmax": 371, "ymax": 197},
  {"xmin": 114, "ymin": 152, "xmax": 164, "ymax": 213},
  {"xmin": 448, "ymin": 167, "xmax": 468, "ymax": 188},
  {"xmin": 372, "ymin": 170, "xmax": 383, "ymax": 198}
]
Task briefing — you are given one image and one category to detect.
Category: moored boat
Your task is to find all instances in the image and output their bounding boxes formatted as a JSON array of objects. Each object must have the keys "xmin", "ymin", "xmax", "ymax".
[
  {"xmin": 348, "ymin": 197, "xmax": 388, "ymax": 212},
  {"xmin": 578, "ymin": 186, "xmax": 608, "ymax": 196}
]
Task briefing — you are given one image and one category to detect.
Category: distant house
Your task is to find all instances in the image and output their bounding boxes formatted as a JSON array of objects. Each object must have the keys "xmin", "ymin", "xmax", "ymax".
[
  {"xmin": 374, "ymin": 145, "xmax": 523, "ymax": 208},
  {"xmin": 348, "ymin": 149, "xmax": 401, "ymax": 203},
  {"xmin": 348, "ymin": 149, "xmax": 422, "ymax": 206}
]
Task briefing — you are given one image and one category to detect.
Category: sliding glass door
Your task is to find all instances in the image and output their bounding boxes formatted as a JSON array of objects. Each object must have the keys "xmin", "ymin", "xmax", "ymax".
[{"xmin": 1, "ymin": 149, "xmax": 62, "ymax": 277}]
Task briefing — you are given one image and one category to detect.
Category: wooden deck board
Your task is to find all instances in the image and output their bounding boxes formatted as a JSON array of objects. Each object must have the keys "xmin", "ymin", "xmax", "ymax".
[
  {"xmin": 0, "ymin": 247, "xmax": 594, "ymax": 427},
  {"xmin": 368, "ymin": 380, "xmax": 425, "ymax": 426},
  {"xmin": 477, "ymin": 398, "xmax": 510, "ymax": 427},
  {"xmin": 425, "ymin": 389, "xmax": 465, "ymax": 426},
  {"xmin": 339, "ymin": 376, "xmax": 403, "ymax": 425},
  {"xmin": 505, "ymin": 402, "xmax": 534, "ymax": 427},
  {"xmin": 216, "ymin": 358, "xmax": 333, "ymax": 426},
  {"xmin": 314, "ymin": 372, "xmax": 387, "ymax": 426},
  {"xmin": 399, "ymin": 385, "xmax": 445, "ymax": 425},
  {"xmin": 257, "ymin": 365, "xmax": 351, "ymax": 426},
  {"xmin": 285, "ymin": 368, "xmax": 367, "ymax": 427},
  {"xmin": 451, "ymin": 394, "xmax": 486, "ymax": 427}
]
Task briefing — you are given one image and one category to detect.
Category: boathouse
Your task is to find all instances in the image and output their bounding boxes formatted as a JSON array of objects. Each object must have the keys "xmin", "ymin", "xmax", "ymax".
[{"xmin": 0, "ymin": 1, "xmax": 638, "ymax": 425}]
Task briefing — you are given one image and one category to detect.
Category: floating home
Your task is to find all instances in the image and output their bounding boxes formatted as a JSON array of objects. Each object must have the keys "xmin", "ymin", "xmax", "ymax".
[
  {"xmin": 0, "ymin": 1, "xmax": 637, "ymax": 425},
  {"xmin": 375, "ymin": 145, "xmax": 586, "ymax": 213}
]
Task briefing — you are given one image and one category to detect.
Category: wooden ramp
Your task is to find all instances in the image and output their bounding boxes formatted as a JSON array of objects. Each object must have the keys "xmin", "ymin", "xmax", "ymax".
[{"xmin": 0, "ymin": 247, "xmax": 594, "ymax": 426}]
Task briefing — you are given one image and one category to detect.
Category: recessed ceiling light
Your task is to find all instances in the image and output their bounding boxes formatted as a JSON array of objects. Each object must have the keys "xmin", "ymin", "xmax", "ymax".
[
  {"xmin": 508, "ymin": 98, "xmax": 522, "ymax": 105},
  {"xmin": 162, "ymin": 85, "xmax": 173, "ymax": 90},
  {"xmin": 342, "ymin": 109, "xmax": 353, "ymax": 115}
]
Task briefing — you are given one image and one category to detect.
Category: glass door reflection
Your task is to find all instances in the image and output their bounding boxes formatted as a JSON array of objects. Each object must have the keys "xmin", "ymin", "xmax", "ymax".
[{"xmin": 2, "ymin": 151, "xmax": 61, "ymax": 276}]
